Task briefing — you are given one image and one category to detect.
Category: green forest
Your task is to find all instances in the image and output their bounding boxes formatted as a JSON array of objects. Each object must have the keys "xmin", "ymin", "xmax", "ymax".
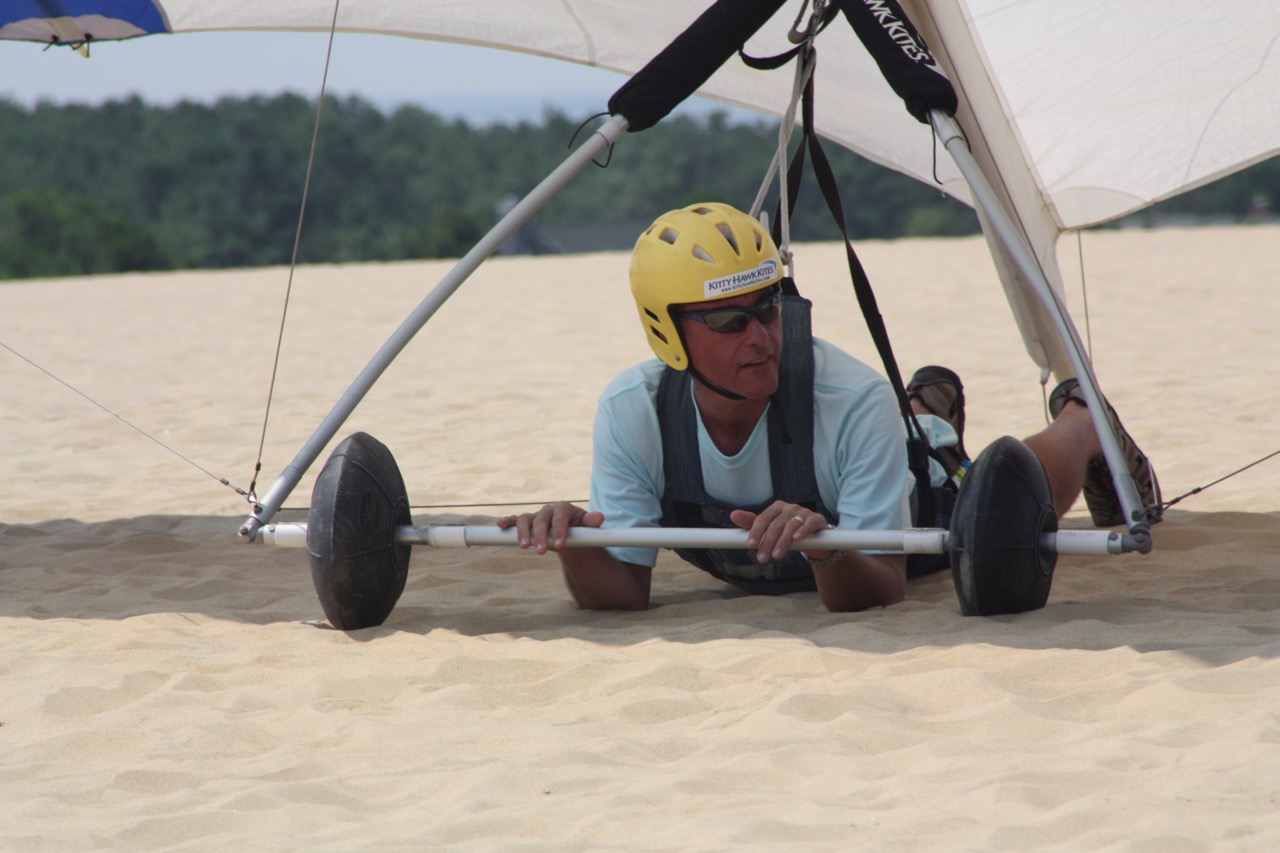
[{"xmin": 0, "ymin": 94, "xmax": 1276, "ymax": 280}]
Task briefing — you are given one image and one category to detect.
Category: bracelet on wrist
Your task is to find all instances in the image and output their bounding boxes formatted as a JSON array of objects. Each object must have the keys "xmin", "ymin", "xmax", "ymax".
[{"xmin": 806, "ymin": 549, "xmax": 848, "ymax": 569}]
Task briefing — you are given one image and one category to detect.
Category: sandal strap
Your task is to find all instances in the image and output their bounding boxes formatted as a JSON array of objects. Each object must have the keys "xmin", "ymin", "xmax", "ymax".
[
  {"xmin": 1048, "ymin": 377, "xmax": 1087, "ymax": 420},
  {"xmin": 911, "ymin": 363, "xmax": 967, "ymax": 458},
  {"xmin": 1048, "ymin": 377, "xmax": 1162, "ymax": 526},
  {"xmin": 907, "ymin": 364, "xmax": 969, "ymax": 468}
]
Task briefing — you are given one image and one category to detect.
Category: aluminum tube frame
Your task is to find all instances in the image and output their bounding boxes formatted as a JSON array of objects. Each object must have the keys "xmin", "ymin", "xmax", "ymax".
[
  {"xmin": 238, "ymin": 115, "xmax": 631, "ymax": 542},
  {"xmin": 928, "ymin": 110, "xmax": 1149, "ymax": 540},
  {"xmin": 260, "ymin": 522, "xmax": 1133, "ymax": 557}
]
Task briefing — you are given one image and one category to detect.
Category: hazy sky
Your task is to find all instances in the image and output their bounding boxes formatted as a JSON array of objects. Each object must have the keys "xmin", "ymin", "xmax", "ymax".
[{"xmin": 0, "ymin": 30, "xmax": 742, "ymax": 124}]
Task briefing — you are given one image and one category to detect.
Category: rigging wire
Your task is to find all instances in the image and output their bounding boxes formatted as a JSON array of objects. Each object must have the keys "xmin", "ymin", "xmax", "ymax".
[
  {"xmin": 748, "ymin": 43, "xmax": 814, "ymax": 272},
  {"xmin": 10, "ymin": 313, "xmax": 1278, "ymax": 519},
  {"xmin": 244, "ymin": 0, "xmax": 344, "ymax": 506},
  {"xmin": 1061, "ymin": 228, "xmax": 1280, "ymax": 512},
  {"xmin": 747, "ymin": 0, "xmax": 831, "ymax": 267},
  {"xmin": 1040, "ymin": 229, "xmax": 1095, "ymax": 425},
  {"xmin": 4, "ymin": 332, "xmax": 601, "ymax": 512},
  {"xmin": 1160, "ymin": 450, "xmax": 1280, "ymax": 511},
  {"xmin": 0, "ymin": 339, "xmax": 253, "ymax": 498},
  {"xmin": 1075, "ymin": 230, "xmax": 1093, "ymax": 360}
]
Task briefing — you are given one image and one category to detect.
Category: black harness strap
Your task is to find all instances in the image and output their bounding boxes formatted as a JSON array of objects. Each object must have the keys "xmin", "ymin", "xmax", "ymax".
[
  {"xmin": 768, "ymin": 50, "xmax": 940, "ymax": 526},
  {"xmin": 659, "ymin": 288, "xmax": 832, "ymax": 518},
  {"xmin": 656, "ymin": 290, "xmax": 835, "ymax": 594},
  {"xmin": 771, "ymin": 281, "xmax": 827, "ymax": 508}
]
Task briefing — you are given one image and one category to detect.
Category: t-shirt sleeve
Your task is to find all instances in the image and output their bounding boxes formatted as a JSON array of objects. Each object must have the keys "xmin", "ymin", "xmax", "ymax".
[
  {"xmin": 587, "ymin": 368, "xmax": 665, "ymax": 568},
  {"xmin": 813, "ymin": 350, "xmax": 912, "ymax": 542}
]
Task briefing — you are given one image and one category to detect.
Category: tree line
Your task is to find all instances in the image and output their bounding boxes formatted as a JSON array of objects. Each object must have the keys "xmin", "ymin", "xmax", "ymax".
[{"xmin": 0, "ymin": 94, "xmax": 1274, "ymax": 279}]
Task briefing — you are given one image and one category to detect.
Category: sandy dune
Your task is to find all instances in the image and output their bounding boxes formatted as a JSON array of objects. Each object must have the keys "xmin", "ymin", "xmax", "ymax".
[{"xmin": 3, "ymin": 225, "xmax": 1278, "ymax": 849}]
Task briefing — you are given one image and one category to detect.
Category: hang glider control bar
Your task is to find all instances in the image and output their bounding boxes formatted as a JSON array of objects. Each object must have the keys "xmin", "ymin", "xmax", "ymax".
[{"xmin": 259, "ymin": 522, "xmax": 1136, "ymax": 557}]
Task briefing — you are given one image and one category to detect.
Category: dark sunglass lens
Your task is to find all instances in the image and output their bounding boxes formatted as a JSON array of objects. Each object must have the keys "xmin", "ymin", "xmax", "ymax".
[
  {"xmin": 755, "ymin": 302, "xmax": 781, "ymax": 325},
  {"xmin": 703, "ymin": 311, "xmax": 751, "ymax": 334},
  {"xmin": 684, "ymin": 291, "xmax": 782, "ymax": 333}
]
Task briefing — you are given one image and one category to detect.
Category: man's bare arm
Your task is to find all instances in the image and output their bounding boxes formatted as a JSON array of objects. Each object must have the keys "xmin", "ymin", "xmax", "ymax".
[{"xmin": 498, "ymin": 501, "xmax": 653, "ymax": 610}]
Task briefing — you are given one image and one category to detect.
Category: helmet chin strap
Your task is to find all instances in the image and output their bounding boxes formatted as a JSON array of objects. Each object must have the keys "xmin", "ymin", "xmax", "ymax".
[
  {"xmin": 678, "ymin": 323, "xmax": 746, "ymax": 401},
  {"xmin": 688, "ymin": 365, "xmax": 746, "ymax": 402}
]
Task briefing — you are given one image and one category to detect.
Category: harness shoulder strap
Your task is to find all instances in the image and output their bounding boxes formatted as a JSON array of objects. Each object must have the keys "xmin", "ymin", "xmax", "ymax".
[
  {"xmin": 770, "ymin": 57, "xmax": 939, "ymax": 526},
  {"xmin": 769, "ymin": 288, "xmax": 828, "ymax": 515},
  {"xmin": 656, "ymin": 367, "xmax": 710, "ymax": 516},
  {"xmin": 656, "ymin": 287, "xmax": 833, "ymax": 521}
]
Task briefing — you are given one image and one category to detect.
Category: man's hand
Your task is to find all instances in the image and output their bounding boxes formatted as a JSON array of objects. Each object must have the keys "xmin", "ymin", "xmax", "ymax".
[
  {"xmin": 498, "ymin": 503, "xmax": 650, "ymax": 610},
  {"xmin": 729, "ymin": 500, "xmax": 831, "ymax": 564},
  {"xmin": 732, "ymin": 500, "xmax": 905, "ymax": 612},
  {"xmin": 497, "ymin": 501, "xmax": 604, "ymax": 554}
]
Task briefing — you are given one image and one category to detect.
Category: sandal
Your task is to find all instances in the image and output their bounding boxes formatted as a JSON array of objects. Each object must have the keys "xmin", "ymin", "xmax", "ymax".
[
  {"xmin": 907, "ymin": 365, "xmax": 970, "ymax": 478},
  {"xmin": 1049, "ymin": 378, "xmax": 1163, "ymax": 527}
]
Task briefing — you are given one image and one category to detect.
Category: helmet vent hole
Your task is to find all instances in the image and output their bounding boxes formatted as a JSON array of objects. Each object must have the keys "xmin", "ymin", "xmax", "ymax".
[
  {"xmin": 715, "ymin": 224, "xmax": 740, "ymax": 254},
  {"xmin": 648, "ymin": 325, "xmax": 668, "ymax": 344},
  {"xmin": 643, "ymin": 307, "xmax": 659, "ymax": 321},
  {"xmin": 692, "ymin": 245, "xmax": 714, "ymax": 263},
  {"xmin": 658, "ymin": 227, "xmax": 679, "ymax": 245}
]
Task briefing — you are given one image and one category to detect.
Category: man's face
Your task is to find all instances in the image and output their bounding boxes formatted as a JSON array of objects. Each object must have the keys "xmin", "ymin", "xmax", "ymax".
[{"xmin": 677, "ymin": 287, "xmax": 783, "ymax": 402}]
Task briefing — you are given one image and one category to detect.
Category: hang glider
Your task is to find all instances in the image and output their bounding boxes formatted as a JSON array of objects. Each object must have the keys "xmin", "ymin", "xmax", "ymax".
[
  {"xmin": 7, "ymin": 2, "xmax": 1277, "ymax": 226},
  {"xmin": 5, "ymin": 2, "xmax": 1278, "ymax": 600},
  {"xmin": 6, "ymin": 0, "xmax": 1278, "ymax": 369}
]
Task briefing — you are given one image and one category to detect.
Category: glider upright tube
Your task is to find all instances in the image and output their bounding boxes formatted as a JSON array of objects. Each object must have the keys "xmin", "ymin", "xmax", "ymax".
[
  {"xmin": 929, "ymin": 111, "xmax": 1150, "ymax": 543},
  {"xmin": 238, "ymin": 115, "xmax": 630, "ymax": 542}
]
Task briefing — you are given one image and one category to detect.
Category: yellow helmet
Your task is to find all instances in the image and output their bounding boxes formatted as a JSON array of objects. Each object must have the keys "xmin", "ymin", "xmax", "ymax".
[{"xmin": 630, "ymin": 202, "xmax": 783, "ymax": 370}]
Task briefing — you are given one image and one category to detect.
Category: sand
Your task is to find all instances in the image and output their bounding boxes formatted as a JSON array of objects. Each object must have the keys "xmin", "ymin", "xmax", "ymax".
[{"xmin": 3, "ymin": 225, "xmax": 1279, "ymax": 850}]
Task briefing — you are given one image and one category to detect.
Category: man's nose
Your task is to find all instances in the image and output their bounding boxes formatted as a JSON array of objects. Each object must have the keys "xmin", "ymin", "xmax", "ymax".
[{"xmin": 743, "ymin": 311, "xmax": 773, "ymax": 338}]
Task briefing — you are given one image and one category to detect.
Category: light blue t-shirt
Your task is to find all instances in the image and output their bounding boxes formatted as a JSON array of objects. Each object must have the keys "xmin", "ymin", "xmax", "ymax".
[{"xmin": 588, "ymin": 338, "xmax": 948, "ymax": 567}]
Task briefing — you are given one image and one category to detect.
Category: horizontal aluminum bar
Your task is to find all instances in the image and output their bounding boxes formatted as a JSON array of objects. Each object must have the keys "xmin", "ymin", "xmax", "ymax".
[{"xmin": 261, "ymin": 523, "xmax": 1133, "ymax": 556}]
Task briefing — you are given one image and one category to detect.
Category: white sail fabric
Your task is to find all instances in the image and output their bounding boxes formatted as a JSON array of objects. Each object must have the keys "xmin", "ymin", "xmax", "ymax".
[{"xmin": 7, "ymin": 0, "xmax": 1279, "ymax": 371}]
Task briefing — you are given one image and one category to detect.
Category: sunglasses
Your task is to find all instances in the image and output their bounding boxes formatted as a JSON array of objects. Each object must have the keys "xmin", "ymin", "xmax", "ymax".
[{"xmin": 675, "ymin": 290, "xmax": 783, "ymax": 334}]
